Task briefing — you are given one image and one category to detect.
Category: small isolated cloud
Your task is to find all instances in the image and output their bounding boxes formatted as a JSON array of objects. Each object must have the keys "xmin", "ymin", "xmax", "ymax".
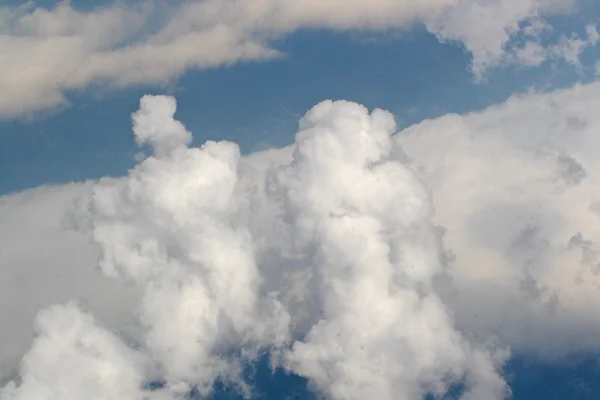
[{"xmin": 0, "ymin": 0, "xmax": 594, "ymax": 119}]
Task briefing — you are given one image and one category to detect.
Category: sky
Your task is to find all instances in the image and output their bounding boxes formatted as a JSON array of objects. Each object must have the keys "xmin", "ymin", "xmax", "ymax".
[{"xmin": 2, "ymin": 0, "xmax": 600, "ymax": 399}]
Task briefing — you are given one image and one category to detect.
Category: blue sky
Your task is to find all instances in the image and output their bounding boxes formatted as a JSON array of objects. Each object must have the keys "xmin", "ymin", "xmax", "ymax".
[
  {"xmin": 202, "ymin": 354, "xmax": 600, "ymax": 400},
  {"xmin": 2, "ymin": 2, "xmax": 599, "ymax": 195},
  {"xmin": 2, "ymin": 1, "xmax": 600, "ymax": 399}
]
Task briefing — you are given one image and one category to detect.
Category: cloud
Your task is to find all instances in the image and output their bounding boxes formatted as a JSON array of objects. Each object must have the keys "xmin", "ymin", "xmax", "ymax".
[
  {"xmin": 1, "ymin": 95, "xmax": 509, "ymax": 399},
  {"xmin": 547, "ymin": 24, "xmax": 600, "ymax": 69},
  {"xmin": 5, "ymin": 78, "xmax": 600, "ymax": 397},
  {"xmin": 0, "ymin": 0, "xmax": 278, "ymax": 119},
  {"xmin": 79, "ymin": 95, "xmax": 292, "ymax": 395},
  {"xmin": 0, "ymin": 303, "xmax": 149, "ymax": 400},
  {"xmin": 268, "ymin": 100, "xmax": 507, "ymax": 399},
  {"xmin": 396, "ymin": 80, "xmax": 600, "ymax": 357},
  {"xmin": 422, "ymin": 0, "xmax": 583, "ymax": 78},
  {"xmin": 0, "ymin": 0, "xmax": 594, "ymax": 118},
  {"xmin": 0, "ymin": 182, "xmax": 138, "ymax": 385}
]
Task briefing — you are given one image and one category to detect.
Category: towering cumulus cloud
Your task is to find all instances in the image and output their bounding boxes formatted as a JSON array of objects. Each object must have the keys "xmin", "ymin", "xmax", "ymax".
[
  {"xmin": 1, "ymin": 96, "xmax": 507, "ymax": 399},
  {"xmin": 270, "ymin": 101, "xmax": 507, "ymax": 399},
  {"xmin": 85, "ymin": 95, "xmax": 290, "ymax": 396}
]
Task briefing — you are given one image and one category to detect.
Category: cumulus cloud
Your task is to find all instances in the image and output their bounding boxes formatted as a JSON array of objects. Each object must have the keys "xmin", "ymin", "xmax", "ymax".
[
  {"xmin": 83, "ymin": 95, "xmax": 292, "ymax": 395},
  {"xmin": 1, "ymin": 95, "xmax": 510, "ymax": 399},
  {"xmin": 1, "ymin": 303, "xmax": 148, "ymax": 400},
  {"xmin": 268, "ymin": 100, "xmax": 507, "ymax": 399},
  {"xmin": 0, "ymin": 0, "xmax": 594, "ymax": 118},
  {"xmin": 6, "ymin": 78, "xmax": 600, "ymax": 397},
  {"xmin": 0, "ymin": 182, "xmax": 138, "ymax": 385}
]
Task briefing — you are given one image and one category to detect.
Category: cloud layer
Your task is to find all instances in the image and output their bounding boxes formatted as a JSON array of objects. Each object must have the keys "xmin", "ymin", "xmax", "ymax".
[{"xmin": 0, "ymin": 0, "xmax": 596, "ymax": 118}]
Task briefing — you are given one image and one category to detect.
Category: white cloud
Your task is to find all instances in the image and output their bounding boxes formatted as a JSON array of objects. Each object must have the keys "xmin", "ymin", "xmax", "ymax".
[
  {"xmin": 131, "ymin": 95, "xmax": 191, "ymax": 158},
  {"xmin": 0, "ymin": 182, "xmax": 138, "ymax": 385},
  {"xmin": 0, "ymin": 0, "xmax": 277, "ymax": 119},
  {"xmin": 0, "ymin": 0, "xmax": 593, "ymax": 118},
  {"xmin": 269, "ymin": 100, "xmax": 507, "ymax": 399},
  {"xmin": 586, "ymin": 24, "xmax": 600, "ymax": 45},
  {"xmin": 514, "ymin": 41, "xmax": 548, "ymax": 67},
  {"xmin": 6, "ymin": 79, "xmax": 600, "ymax": 397},
  {"xmin": 423, "ymin": 0, "xmax": 574, "ymax": 77},
  {"xmin": 78, "ymin": 95, "xmax": 293, "ymax": 395},
  {"xmin": 0, "ymin": 303, "xmax": 149, "ymax": 400},
  {"xmin": 547, "ymin": 24, "xmax": 600, "ymax": 69},
  {"xmin": 1, "ymin": 95, "xmax": 509, "ymax": 399},
  {"xmin": 396, "ymin": 80, "xmax": 600, "ymax": 357}
]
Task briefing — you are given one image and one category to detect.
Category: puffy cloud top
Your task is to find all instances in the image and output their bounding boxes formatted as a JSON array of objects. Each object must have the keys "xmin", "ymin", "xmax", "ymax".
[
  {"xmin": 4, "ymin": 79, "xmax": 600, "ymax": 398},
  {"xmin": 1, "ymin": 95, "xmax": 509, "ymax": 399}
]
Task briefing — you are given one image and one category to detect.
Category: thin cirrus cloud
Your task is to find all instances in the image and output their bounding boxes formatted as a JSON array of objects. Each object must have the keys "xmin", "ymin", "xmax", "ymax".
[
  {"xmin": 0, "ymin": 0, "xmax": 597, "ymax": 119},
  {"xmin": 3, "ymin": 76, "xmax": 600, "ymax": 397}
]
